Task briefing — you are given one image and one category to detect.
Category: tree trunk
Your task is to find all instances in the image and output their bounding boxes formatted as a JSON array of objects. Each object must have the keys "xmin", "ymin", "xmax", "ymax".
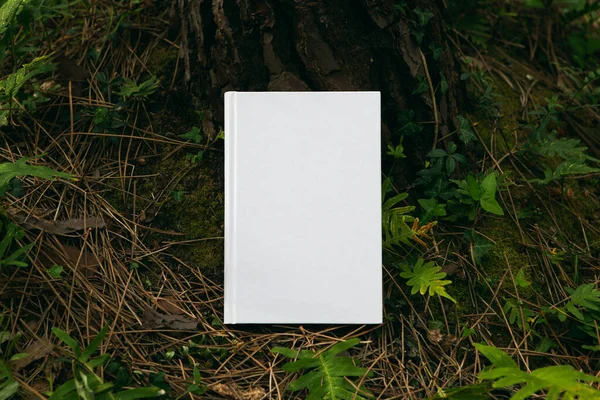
[{"xmin": 176, "ymin": 0, "xmax": 464, "ymax": 179}]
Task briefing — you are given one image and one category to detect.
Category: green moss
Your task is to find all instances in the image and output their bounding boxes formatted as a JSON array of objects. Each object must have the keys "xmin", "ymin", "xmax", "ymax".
[{"xmin": 146, "ymin": 43, "xmax": 179, "ymax": 76}]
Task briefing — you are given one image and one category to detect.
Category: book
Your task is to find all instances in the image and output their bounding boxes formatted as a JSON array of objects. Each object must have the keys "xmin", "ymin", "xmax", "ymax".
[{"xmin": 224, "ymin": 91, "xmax": 382, "ymax": 324}]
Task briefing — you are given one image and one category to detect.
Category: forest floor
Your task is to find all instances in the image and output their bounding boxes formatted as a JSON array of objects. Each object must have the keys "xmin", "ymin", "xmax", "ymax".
[{"xmin": 2, "ymin": 1, "xmax": 600, "ymax": 399}]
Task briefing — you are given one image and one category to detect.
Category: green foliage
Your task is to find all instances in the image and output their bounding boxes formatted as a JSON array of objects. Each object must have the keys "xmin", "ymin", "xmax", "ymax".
[
  {"xmin": 0, "ymin": 0, "xmax": 27, "ymax": 35},
  {"xmin": 116, "ymin": 76, "xmax": 159, "ymax": 99},
  {"xmin": 503, "ymin": 299, "xmax": 535, "ymax": 331},
  {"xmin": 179, "ymin": 126, "xmax": 203, "ymax": 144},
  {"xmin": 457, "ymin": 115, "xmax": 477, "ymax": 144},
  {"xmin": 396, "ymin": 109, "xmax": 423, "ymax": 136},
  {"xmin": 418, "ymin": 198, "xmax": 446, "ymax": 224},
  {"xmin": 475, "ymin": 343, "xmax": 600, "ymax": 399},
  {"xmin": 400, "ymin": 258, "xmax": 456, "ymax": 304},
  {"xmin": 524, "ymin": 98, "xmax": 600, "ymax": 185},
  {"xmin": 382, "ymin": 179, "xmax": 416, "ymax": 248},
  {"xmin": 427, "ymin": 142, "xmax": 467, "ymax": 176},
  {"xmin": 271, "ymin": 338, "xmax": 373, "ymax": 400},
  {"xmin": 451, "ymin": 172, "xmax": 504, "ymax": 219},
  {"xmin": 0, "ymin": 156, "xmax": 75, "ymax": 195},
  {"xmin": 0, "ymin": 55, "xmax": 56, "ymax": 126},
  {"xmin": 50, "ymin": 325, "xmax": 163, "ymax": 399},
  {"xmin": 0, "ymin": 319, "xmax": 24, "ymax": 399},
  {"xmin": 386, "ymin": 143, "xmax": 406, "ymax": 160},
  {"xmin": 0, "ymin": 220, "xmax": 32, "ymax": 268}
]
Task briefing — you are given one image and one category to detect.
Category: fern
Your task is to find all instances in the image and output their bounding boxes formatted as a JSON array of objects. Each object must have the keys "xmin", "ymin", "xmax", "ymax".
[
  {"xmin": 50, "ymin": 325, "xmax": 163, "ymax": 399},
  {"xmin": 475, "ymin": 343, "xmax": 600, "ymax": 399},
  {"xmin": 271, "ymin": 338, "xmax": 373, "ymax": 400},
  {"xmin": 0, "ymin": 156, "xmax": 75, "ymax": 195},
  {"xmin": 503, "ymin": 299, "xmax": 535, "ymax": 331},
  {"xmin": 382, "ymin": 180, "xmax": 416, "ymax": 248},
  {"xmin": 400, "ymin": 258, "xmax": 456, "ymax": 303}
]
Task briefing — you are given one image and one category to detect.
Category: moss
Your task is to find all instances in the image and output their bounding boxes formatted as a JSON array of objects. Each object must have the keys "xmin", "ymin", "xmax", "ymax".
[
  {"xmin": 146, "ymin": 43, "xmax": 179, "ymax": 76},
  {"xmin": 110, "ymin": 149, "xmax": 225, "ymax": 273}
]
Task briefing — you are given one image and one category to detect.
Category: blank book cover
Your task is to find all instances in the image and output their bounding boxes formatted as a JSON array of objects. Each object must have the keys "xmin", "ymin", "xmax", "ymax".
[{"xmin": 225, "ymin": 91, "xmax": 381, "ymax": 324}]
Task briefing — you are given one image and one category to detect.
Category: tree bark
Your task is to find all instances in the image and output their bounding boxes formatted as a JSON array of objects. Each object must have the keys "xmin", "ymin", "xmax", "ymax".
[{"xmin": 177, "ymin": 0, "xmax": 464, "ymax": 178}]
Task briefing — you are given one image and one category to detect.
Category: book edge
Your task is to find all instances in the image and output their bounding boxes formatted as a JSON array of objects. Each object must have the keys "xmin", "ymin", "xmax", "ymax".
[{"xmin": 224, "ymin": 91, "xmax": 236, "ymax": 324}]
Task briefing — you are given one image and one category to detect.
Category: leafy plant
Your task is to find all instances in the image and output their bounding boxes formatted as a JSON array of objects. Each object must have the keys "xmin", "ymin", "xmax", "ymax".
[
  {"xmin": 418, "ymin": 198, "xmax": 446, "ymax": 224},
  {"xmin": 0, "ymin": 220, "xmax": 32, "ymax": 268},
  {"xmin": 116, "ymin": 76, "xmax": 159, "ymax": 100},
  {"xmin": 400, "ymin": 258, "xmax": 457, "ymax": 304},
  {"xmin": 382, "ymin": 179, "xmax": 417, "ymax": 248},
  {"xmin": 50, "ymin": 325, "xmax": 163, "ymax": 399},
  {"xmin": 179, "ymin": 126, "xmax": 203, "ymax": 144},
  {"xmin": 503, "ymin": 299, "xmax": 536, "ymax": 331},
  {"xmin": 475, "ymin": 343, "xmax": 600, "ymax": 399},
  {"xmin": 427, "ymin": 142, "xmax": 468, "ymax": 176},
  {"xmin": 271, "ymin": 338, "xmax": 373, "ymax": 400},
  {"xmin": 0, "ymin": 0, "xmax": 26, "ymax": 34},
  {"xmin": 0, "ymin": 318, "xmax": 26, "ymax": 399},
  {"xmin": 457, "ymin": 115, "xmax": 477, "ymax": 144},
  {"xmin": 0, "ymin": 156, "xmax": 74, "ymax": 195},
  {"xmin": 451, "ymin": 172, "xmax": 504, "ymax": 219},
  {"xmin": 0, "ymin": 55, "xmax": 55, "ymax": 126}
]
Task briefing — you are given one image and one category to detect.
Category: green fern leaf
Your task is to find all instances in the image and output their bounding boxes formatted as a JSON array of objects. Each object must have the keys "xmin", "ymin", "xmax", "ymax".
[
  {"xmin": 475, "ymin": 343, "xmax": 600, "ymax": 399},
  {"xmin": 0, "ymin": 156, "xmax": 75, "ymax": 195},
  {"xmin": 382, "ymin": 189, "xmax": 416, "ymax": 248},
  {"xmin": 400, "ymin": 259, "xmax": 456, "ymax": 303},
  {"xmin": 272, "ymin": 338, "xmax": 373, "ymax": 400}
]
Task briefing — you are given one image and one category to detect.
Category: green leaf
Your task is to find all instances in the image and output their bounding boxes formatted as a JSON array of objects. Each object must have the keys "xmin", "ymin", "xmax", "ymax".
[
  {"xmin": 47, "ymin": 264, "xmax": 63, "ymax": 279},
  {"xmin": 414, "ymin": 8, "xmax": 434, "ymax": 26},
  {"xmin": 114, "ymin": 387, "xmax": 164, "ymax": 400},
  {"xmin": 178, "ymin": 127, "xmax": 202, "ymax": 144},
  {"xmin": 271, "ymin": 347, "xmax": 299, "ymax": 359},
  {"xmin": 515, "ymin": 269, "xmax": 531, "ymax": 288},
  {"xmin": 81, "ymin": 325, "xmax": 109, "ymax": 362},
  {"xmin": 0, "ymin": 157, "xmax": 74, "ymax": 195},
  {"xmin": 51, "ymin": 328, "xmax": 81, "ymax": 357},
  {"xmin": 397, "ymin": 109, "xmax": 422, "ymax": 136},
  {"xmin": 412, "ymin": 75, "xmax": 429, "ymax": 95},
  {"xmin": 0, "ymin": 0, "xmax": 28, "ymax": 35},
  {"xmin": 457, "ymin": 116, "xmax": 477, "ymax": 144},
  {"xmin": 400, "ymin": 259, "xmax": 456, "ymax": 303},
  {"xmin": 275, "ymin": 339, "xmax": 372, "ymax": 399},
  {"xmin": 418, "ymin": 198, "xmax": 446, "ymax": 224},
  {"xmin": 474, "ymin": 343, "xmax": 518, "ymax": 369},
  {"xmin": 480, "ymin": 173, "xmax": 504, "ymax": 215}
]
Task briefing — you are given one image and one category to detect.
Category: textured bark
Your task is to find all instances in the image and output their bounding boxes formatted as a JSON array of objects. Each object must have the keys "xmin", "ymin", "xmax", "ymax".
[{"xmin": 177, "ymin": 0, "xmax": 464, "ymax": 175}]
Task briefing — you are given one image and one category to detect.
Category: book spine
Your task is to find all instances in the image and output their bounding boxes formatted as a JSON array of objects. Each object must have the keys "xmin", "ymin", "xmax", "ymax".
[{"xmin": 224, "ymin": 91, "xmax": 236, "ymax": 324}]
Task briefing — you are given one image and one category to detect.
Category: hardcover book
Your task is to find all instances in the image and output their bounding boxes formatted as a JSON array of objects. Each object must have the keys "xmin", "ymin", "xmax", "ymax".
[{"xmin": 224, "ymin": 91, "xmax": 382, "ymax": 324}]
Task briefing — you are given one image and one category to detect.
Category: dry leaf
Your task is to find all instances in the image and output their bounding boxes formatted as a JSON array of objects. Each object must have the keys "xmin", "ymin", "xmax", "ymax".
[
  {"xmin": 157, "ymin": 295, "xmax": 185, "ymax": 315},
  {"xmin": 11, "ymin": 338, "xmax": 53, "ymax": 371},
  {"xmin": 142, "ymin": 307, "xmax": 198, "ymax": 330},
  {"xmin": 61, "ymin": 245, "xmax": 102, "ymax": 271},
  {"xmin": 209, "ymin": 383, "xmax": 266, "ymax": 400},
  {"xmin": 427, "ymin": 329, "xmax": 443, "ymax": 344},
  {"xmin": 9, "ymin": 210, "xmax": 106, "ymax": 235}
]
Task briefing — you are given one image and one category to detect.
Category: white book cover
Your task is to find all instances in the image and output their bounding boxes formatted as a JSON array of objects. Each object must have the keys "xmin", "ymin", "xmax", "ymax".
[{"xmin": 224, "ymin": 91, "xmax": 382, "ymax": 324}]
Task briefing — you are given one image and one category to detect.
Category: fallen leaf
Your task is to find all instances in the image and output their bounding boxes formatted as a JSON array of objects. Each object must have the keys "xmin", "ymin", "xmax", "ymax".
[
  {"xmin": 61, "ymin": 244, "xmax": 102, "ymax": 271},
  {"xmin": 11, "ymin": 338, "xmax": 53, "ymax": 371},
  {"xmin": 142, "ymin": 307, "xmax": 198, "ymax": 330},
  {"xmin": 9, "ymin": 209, "xmax": 105, "ymax": 235},
  {"xmin": 427, "ymin": 329, "xmax": 443, "ymax": 344},
  {"xmin": 209, "ymin": 383, "xmax": 266, "ymax": 400},
  {"xmin": 157, "ymin": 296, "xmax": 185, "ymax": 315}
]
